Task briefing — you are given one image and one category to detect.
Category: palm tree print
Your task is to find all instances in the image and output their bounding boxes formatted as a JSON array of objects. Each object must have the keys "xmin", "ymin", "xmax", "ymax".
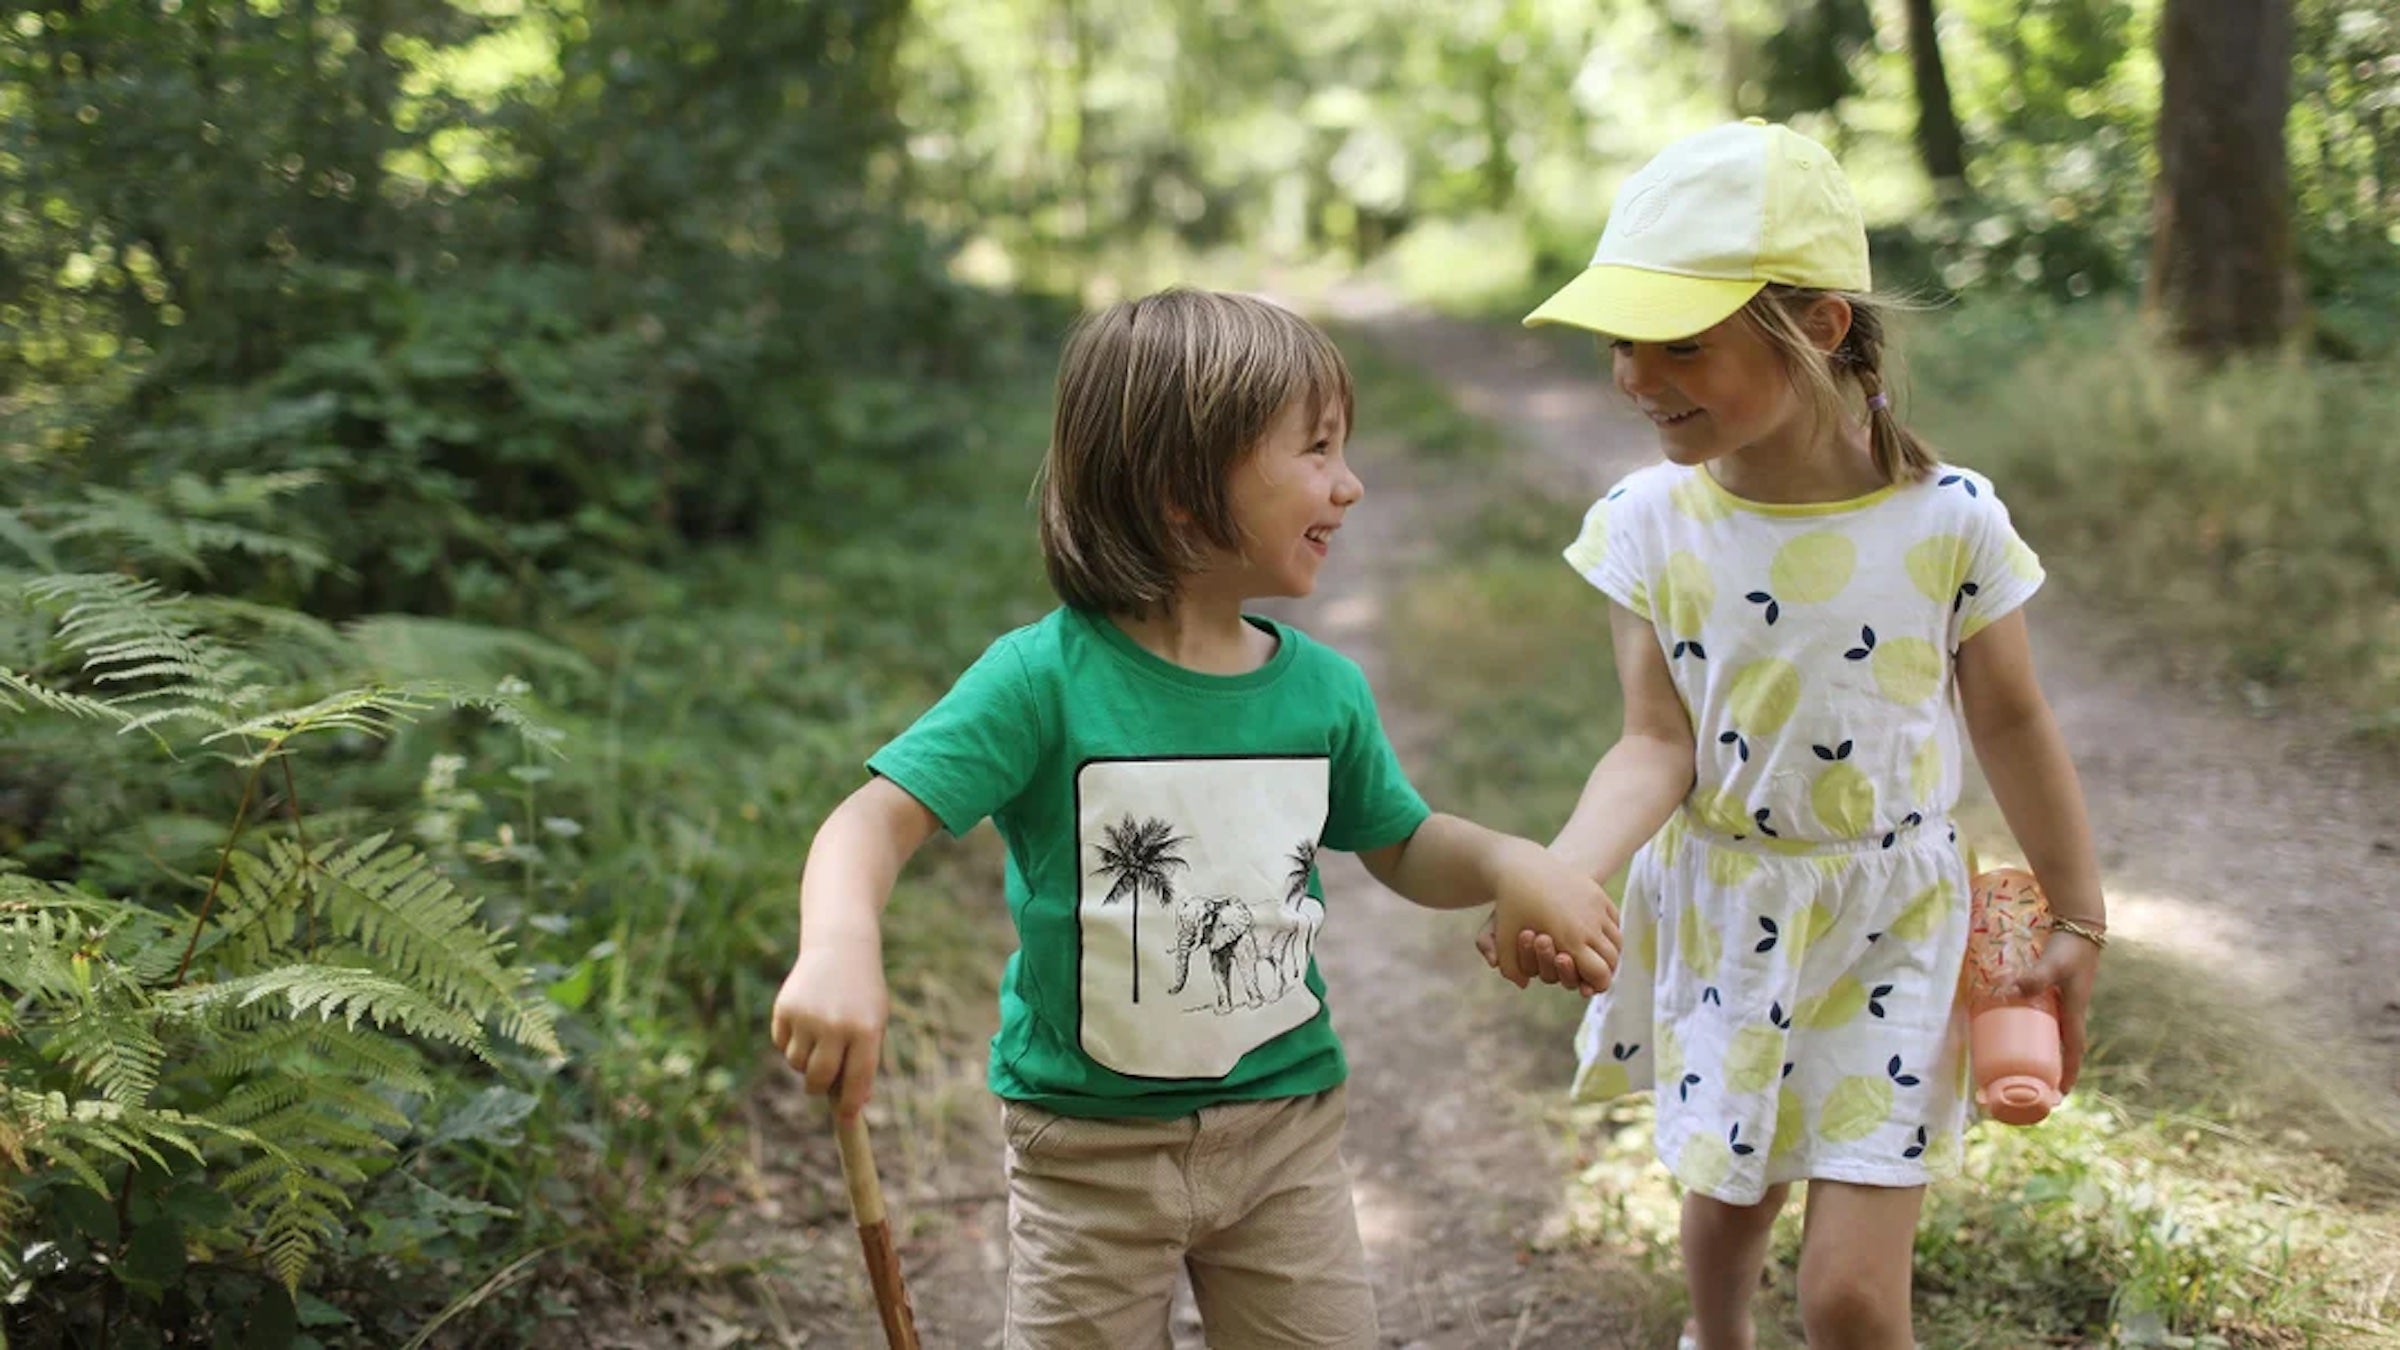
[
  {"xmin": 1092, "ymin": 815, "xmax": 1189, "ymax": 1002},
  {"xmin": 1258, "ymin": 839, "xmax": 1319, "ymax": 993}
]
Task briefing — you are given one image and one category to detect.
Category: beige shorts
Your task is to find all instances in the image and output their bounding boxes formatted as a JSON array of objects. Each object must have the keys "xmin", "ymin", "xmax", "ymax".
[{"xmin": 1000, "ymin": 1086, "xmax": 1376, "ymax": 1349}]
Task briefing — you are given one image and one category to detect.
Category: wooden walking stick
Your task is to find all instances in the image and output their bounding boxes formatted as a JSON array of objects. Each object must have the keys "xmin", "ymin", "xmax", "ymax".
[{"xmin": 835, "ymin": 1112, "xmax": 921, "ymax": 1349}]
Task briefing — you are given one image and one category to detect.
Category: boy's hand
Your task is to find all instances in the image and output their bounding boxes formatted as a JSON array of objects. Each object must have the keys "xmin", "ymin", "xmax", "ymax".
[
  {"xmin": 770, "ymin": 943, "xmax": 890, "ymax": 1121},
  {"xmin": 1486, "ymin": 838, "xmax": 1619, "ymax": 994}
]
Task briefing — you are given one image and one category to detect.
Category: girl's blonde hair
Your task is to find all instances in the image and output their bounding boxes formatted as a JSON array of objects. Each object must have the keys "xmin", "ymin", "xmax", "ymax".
[
  {"xmin": 1035, "ymin": 288, "xmax": 1353, "ymax": 616},
  {"xmin": 1741, "ymin": 286, "xmax": 1937, "ymax": 485}
]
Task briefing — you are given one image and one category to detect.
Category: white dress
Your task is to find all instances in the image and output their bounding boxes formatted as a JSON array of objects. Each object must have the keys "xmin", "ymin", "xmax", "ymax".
[{"xmin": 1566, "ymin": 461, "xmax": 2043, "ymax": 1204}]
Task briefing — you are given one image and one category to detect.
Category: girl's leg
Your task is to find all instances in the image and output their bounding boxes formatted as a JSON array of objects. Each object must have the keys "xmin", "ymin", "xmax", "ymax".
[
  {"xmin": 1681, "ymin": 1183, "xmax": 1790, "ymax": 1350},
  {"xmin": 1796, "ymin": 1180, "xmax": 1924, "ymax": 1350}
]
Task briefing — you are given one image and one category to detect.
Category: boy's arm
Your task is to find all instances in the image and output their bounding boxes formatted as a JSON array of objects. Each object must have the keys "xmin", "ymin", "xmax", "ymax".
[
  {"xmin": 1360, "ymin": 814, "xmax": 1621, "ymax": 991},
  {"xmin": 1956, "ymin": 609, "xmax": 2105, "ymax": 1089},
  {"xmin": 770, "ymin": 775, "xmax": 943, "ymax": 1120}
]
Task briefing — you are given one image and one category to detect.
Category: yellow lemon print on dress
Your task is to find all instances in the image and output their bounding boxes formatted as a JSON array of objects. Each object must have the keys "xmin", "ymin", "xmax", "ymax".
[
  {"xmin": 2006, "ymin": 536, "xmax": 2041, "ymax": 582},
  {"xmin": 1678, "ymin": 901, "xmax": 1723, "ymax": 978},
  {"xmin": 1707, "ymin": 847, "xmax": 1760, "ymax": 888},
  {"xmin": 1671, "ymin": 473, "xmax": 1735, "ymax": 523},
  {"xmin": 1907, "ymin": 535, "xmax": 1972, "ymax": 605},
  {"xmin": 1625, "ymin": 578, "xmax": 1653, "ymax": 622},
  {"xmin": 1809, "ymin": 739, "xmax": 1878, "ymax": 837},
  {"xmin": 1796, "ymin": 977, "xmax": 1868, "ymax": 1030},
  {"xmin": 1676, "ymin": 1131, "xmax": 1735, "ymax": 1194},
  {"xmin": 1721, "ymin": 659, "xmax": 1802, "ymax": 766},
  {"xmin": 1725, "ymin": 1025, "xmax": 1786, "ymax": 1093},
  {"xmin": 1818, "ymin": 1074, "xmax": 1896, "ymax": 1143},
  {"xmin": 1636, "ymin": 908, "xmax": 1660, "ymax": 972},
  {"xmin": 1888, "ymin": 877, "xmax": 1956, "ymax": 942},
  {"xmin": 1922, "ymin": 1127, "xmax": 1961, "ymax": 1174},
  {"xmin": 1843, "ymin": 624, "xmax": 1941, "ymax": 704},
  {"xmin": 1748, "ymin": 531, "xmax": 1856, "ymax": 624},
  {"xmin": 1789, "ymin": 899, "xmax": 1838, "ymax": 958},
  {"xmin": 1656, "ymin": 1026, "xmax": 1685, "ymax": 1090},
  {"xmin": 1910, "ymin": 735, "xmax": 1944, "ymax": 800},
  {"xmin": 1772, "ymin": 1087, "xmax": 1806, "ymax": 1158},
  {"xmin": 1564, "ymin": 500, "xmax": 1610, "ymax": 574},
  {"xmin": 1687, "ymin": 788, "xmax": 1750, "ymax": 838},
  {"xmin": 1577, "ymin": 1059, "xmax": 1633, "ymax": 1101},
  {"xmin": 1657, "ymin": 552, "xmax": 1715, "ymax": 658}
]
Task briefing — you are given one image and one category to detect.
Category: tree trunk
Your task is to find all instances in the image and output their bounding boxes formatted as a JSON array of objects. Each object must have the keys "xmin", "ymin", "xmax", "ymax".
[
  {"xmin": 2147, "ymin": 0, "xmax": 2297, "ymax": 357},
  {"xmin": 1902, "ymin": 0, "xmax": 1967, "ymax": 187}
]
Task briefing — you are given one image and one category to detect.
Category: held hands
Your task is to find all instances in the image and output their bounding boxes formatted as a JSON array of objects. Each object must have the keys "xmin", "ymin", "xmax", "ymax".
[
  {"xmin": 768, "ymin": 942, "xmax": 890, "ymax": 1121},
  {"xmin": 1478, "ymin": 838, "xmax": 1620, "ymax": 996},
  {"xmin": 1999, "ymin": 925, "xmax": 2102, "ymax": 1093}
]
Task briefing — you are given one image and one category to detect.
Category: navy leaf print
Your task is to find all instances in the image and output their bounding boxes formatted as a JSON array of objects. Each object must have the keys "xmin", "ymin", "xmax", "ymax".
[
  {"xmin": 1837, "ymin": 739, "xmax": 1854, "ymax": 759},
  {"xmin": 1887, "ymin": 1055, "xmax": 1922, "ymax": 1088},
  {"xmin": 1814, "ymin": 744, "xmax": 1838, "ymax": 761},
  {"xmin": 1782, "ymin": 1061, "xmax": 1796, "ymax": 1079},
  {"xmin": 1770, "ymin": 1001, "xmax": 1793, "ymax": 1030},
  {"xmin": 1702, "ymin": 986, "xmax": 1723, "ymax": 1006},
  {"xmin": 1754, "ymin": 807, "xmax": 1779, "ymax": 837},
  {"xmin": 1688, "ymin": 641, "xmax": 1708, "ymax": 660},
  {"xmin": 1868, "ymin": 984, "xmax": 1894, "ymax": 1017},
  {"xmin": 1730, "ymin": 1122, "xmax": 1755, "ymax": 1157},
  {"xmin": 1612, "ymin": 1042, "xmax": 1640, "ymax": 1062},
  {"xmin": 1904, "ymin": 1125, "xmax": 1928, "ymax": 1160},
  {"xmin": 1756, "ymin": 916, "xmax": 1780, "ymax": 953},
  {"xmin": 1679, "ymin": 1072, "xmax": 1702, "ymax": 1102}
]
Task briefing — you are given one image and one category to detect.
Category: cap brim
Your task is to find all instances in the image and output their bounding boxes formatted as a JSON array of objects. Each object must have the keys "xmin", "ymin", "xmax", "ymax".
[{"xmin": 1522, "ymin": 266, "xmax": 1766, "ymax": 342}]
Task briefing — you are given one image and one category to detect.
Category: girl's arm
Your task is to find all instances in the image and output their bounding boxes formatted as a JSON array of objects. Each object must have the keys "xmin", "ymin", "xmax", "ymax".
[
  {"xmin": 1484, "ymin": 603, "xmax": 1695, "ymax": 987},
  {"xmin": 1956, "ymin": 608, "xmax": 2106, "ymax": 1089},
  {"xmin": 1550, "ymin": 603, "xmax": 1701, "ymax": 880},
  {"xmin": 770, "ymin": 775, "xmax": 943, "ymax": 1120},
  {"xmin": 1361, "ymin": 814, "xmax": 1622, "ymax": 992}
]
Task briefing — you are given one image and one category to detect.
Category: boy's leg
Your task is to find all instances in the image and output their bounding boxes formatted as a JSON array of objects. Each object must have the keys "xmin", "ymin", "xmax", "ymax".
[
  {"xmin": 1001, "ymin": 1102, "xmax": 1189, "ymax": 1350},
  {"xmin": 1182, "ymin": 1088, "xmax": 1378, "ymax": 1349},
  {"xmin": 1795, "ymin": 1180, "xmax": 1923, "ymax": 1350},
  {"xmin": 1681, "ymin": 1183, "xmax": 1791, "ymax": 1350}
]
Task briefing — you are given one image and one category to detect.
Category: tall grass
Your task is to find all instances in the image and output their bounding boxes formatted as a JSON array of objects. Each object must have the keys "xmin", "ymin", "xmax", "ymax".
[{"xmin": 1905, "ymin": 299, "xmax": 2400, "ymax": 734}]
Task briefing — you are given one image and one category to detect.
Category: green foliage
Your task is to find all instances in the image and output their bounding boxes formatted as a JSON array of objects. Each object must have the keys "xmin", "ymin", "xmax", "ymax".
[{"xmin": 0, "ymin": 501, "xmax": 559, "ymax": 1337}]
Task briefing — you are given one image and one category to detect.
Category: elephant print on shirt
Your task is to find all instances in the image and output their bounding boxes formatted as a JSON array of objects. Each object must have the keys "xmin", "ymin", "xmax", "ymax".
[{"xmin": 1076, "ymin": 757, "xmax": 1330, "ymax": 1081}]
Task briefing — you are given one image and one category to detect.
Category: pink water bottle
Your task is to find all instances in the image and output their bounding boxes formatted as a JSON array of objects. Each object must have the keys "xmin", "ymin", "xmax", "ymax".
[{"xmin": 1965, "ymin": 867, "xmax": 2064, "ymax": 1125}]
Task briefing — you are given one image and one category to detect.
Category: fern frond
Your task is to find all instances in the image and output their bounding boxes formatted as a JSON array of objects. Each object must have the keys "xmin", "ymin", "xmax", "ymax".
[
  {"xmin": 299, "ymin": 836, "xmax": 561, "ymax": 1056},
  {"xmin": 0, "ymin": 507, "xmax": 59, "ymax": 570},
  {"xmin": 3, "ymin": 1091, "xmax": 216, "ymax": 1197},
  {"xmin": 46, "ymin": 487, "xmax": 333, "ymax": 577},
  {"xmin": 21, "ymin": 573, "xmax": 262, "ymax": 714},
  {"xmin": 166, "ymin": 965, "xmax": 492, "ymax": 1060},
  {"xmin": 0, "ymin": 667, "xmax": 130, "ymax": 723},
  {"xmin": 42, "ymin": 1008, "xmax": 165, "ymax": 1107},
  {"xmin": 202, "ymin": 686, "xmax": 435, "ymax": 760},
  {"xmin": 189, "ymin": 1018, "xmax": 434, "ymax": 1097}
]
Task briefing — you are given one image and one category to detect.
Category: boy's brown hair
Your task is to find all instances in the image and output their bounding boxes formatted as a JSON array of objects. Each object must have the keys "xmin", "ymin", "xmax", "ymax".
[
  {"xmin": 1036, "ymin": 288, "xmax": 1354, "ymax": 616},
  {"xmin": 1743, "ymin": 286, "xmax": 1938, "ymax": 485}
]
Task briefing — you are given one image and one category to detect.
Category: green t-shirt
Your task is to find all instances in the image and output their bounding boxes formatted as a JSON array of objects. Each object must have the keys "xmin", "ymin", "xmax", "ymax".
[{"xmin": 866, "ymin": 606, "xmax": 1430, "ymax": 1118}]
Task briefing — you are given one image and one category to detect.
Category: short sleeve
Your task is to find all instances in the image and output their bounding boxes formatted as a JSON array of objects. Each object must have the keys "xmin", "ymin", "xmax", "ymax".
[
  {"xmin": 1563, "ymin": 478, "xmax": 1652, "ymax": 619},
  {"xmin": 1320, "ymin": 665, "xmax": 1431, "ymax": 855},
  {"xmin": 1950, "ymin": 472, "xmax": 2046, "ymax": 646},
  {"xmin": 865, "ymin": 633, "xmax": 1045, "ymax": 836}
]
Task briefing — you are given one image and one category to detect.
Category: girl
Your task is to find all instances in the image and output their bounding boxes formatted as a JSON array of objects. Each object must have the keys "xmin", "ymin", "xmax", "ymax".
[
  {"xmin": 772, "ymin": 288, "xmax": 1620, "ymax": 1347},
  {"xmin": 1492, "ymin": 122, "xmax": 2108, "ymax": 1350}
]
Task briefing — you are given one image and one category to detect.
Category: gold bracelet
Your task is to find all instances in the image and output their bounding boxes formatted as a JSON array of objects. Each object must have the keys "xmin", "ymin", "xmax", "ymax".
[{"xmin": 2051, "ymin": 916, "xmax": 2109, "ymax": 950}]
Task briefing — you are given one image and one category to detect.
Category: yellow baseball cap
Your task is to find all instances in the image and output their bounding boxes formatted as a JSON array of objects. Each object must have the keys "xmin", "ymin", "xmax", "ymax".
[{"xmin": 1524, "ymin": 120, "xmax": 1870, "ymax": 342}]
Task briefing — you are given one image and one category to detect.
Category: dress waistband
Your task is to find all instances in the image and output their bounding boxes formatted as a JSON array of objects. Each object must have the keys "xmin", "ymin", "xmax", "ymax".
[{"xmin": 1673, "ymin": 806, "xmax": 1957, "ymax": 859}]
